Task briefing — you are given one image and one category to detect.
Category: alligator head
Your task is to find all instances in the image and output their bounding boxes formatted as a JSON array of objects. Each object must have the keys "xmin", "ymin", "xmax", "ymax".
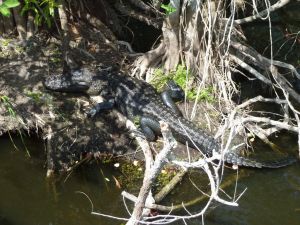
[{"xmin": 44, "ymin": 68, "xmax": 93, "ymax": 93}]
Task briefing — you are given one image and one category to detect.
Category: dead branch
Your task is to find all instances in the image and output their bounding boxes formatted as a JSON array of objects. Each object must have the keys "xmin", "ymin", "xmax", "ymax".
[
  {"xmin": 230, "ymin": 54, "xmax": 273, "ymax": 85},
  {"xmin": 240, "ymin": 116, "xmax": 298, "ymax": 133},
  {"xmin": 227, "ymin": 96, "xmax": 297, "ymax": 137},
  {"xmin": 235, "ymin": 0, "xmax": 291, "ymax": 24},
  {"xmin": 244, "ymin": 123, "xmax": 284, "ymax": 153},
  {"xmin": 114, "ymin": 2, "xmax": 162, "ymax": 29},
  {"xmin": 270, "ymin": 65, "xmax": 300, "ymax": 104},
  {"xmin": 235, "ymin": 96, "xmax": 287, "ymax": 109},
  {"xmin": 231, "ymin": 41, "xmax": 300, "ymax": 79},
  {"xmin": 154, "ymin": 168, "xmax": 187, "ymax": 202},
  {"xmin": 230, "ymin": 42, "xmax": 300, "ymax": 105},
  {"xmin": 127, "ymin": 0, "xmax": 155, "ymax": 14},
  {"xmin": 126, "ymin": 121, "xmax": 177, "ymax": 225},
  {"xmin": 121, "ymin": 191, "xmax": 175, "ymax": 212}
]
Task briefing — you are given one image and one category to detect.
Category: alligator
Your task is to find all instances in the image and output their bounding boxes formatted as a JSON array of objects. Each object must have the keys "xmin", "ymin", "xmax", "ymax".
[{"xmin": 44, "ymin": 67, "xmax": 296, "ymax": 168}]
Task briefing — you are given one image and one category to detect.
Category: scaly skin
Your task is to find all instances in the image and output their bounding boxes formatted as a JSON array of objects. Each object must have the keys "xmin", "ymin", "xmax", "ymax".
[{"xmin": 44, "ymin": 68, "xmax": 296, "ymax": 168}]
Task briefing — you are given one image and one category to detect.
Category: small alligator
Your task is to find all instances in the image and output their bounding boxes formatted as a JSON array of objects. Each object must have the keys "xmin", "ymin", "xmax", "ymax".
[{"xmin": 44, "ymin": 67, "xmax": 296, "ymax": 168}]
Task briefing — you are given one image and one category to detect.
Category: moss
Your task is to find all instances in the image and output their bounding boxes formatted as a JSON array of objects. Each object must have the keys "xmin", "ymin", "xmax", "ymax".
[
  {"xmin": 151, "ymin": 64, "xmax": 215, "ymax": 102},
  {"xmin": 0, "ymin": 38, "xmax": 11, "ymax": 47},
  {"xmin": 152, "ymin": 166, "xmax": 178, "ymax": 193},
  {"xmin": 115, "ymin": 161, "xmax": 178, "ymax": 194},
  {"xmin": 25, "ymin": 91, "xmax": 43, "ymax": 103},
  {"xmin": 0, "ymin": 38, "xmax": 24, "ymax": 58},
  {"xmin": 117, "ymin": 161, "xmax": 144, "ymax": 190}
]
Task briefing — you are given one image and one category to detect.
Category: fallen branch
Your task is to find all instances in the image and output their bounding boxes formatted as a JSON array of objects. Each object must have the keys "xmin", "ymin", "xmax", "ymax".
[
  {"xmin": 154, "ymin": 168, "xmax": 187, "ymax": 203},
  {"xmin": 244, "ymin": 123, "xmax": 284, "ymax": 153},
  {"xmin": 126, "ymin": 121, "xmax": 177, "ymax": 225}
]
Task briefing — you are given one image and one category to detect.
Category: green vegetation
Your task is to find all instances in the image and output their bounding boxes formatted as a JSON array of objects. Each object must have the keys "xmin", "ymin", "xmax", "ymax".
[
  {"xmin": 0, "ymin": 0, "xmax": 20, "ymax": 17},
  {"xmin": 133, "ymin": 116, "xmax": 140, "ymax": 126},
  {"xmin": 0, "ymin": 95, "xmax": 16, "ymax": 117},
  {"xmin": 22, "ymin": 0, "xmax": 59, "ymax": 27},
  {"xmin": 0, "ymin": 38, "xmax": 24, "ymax": 58},
  {"xmin": 155, "ymin": 166, "xmax": 177, "ymax": 191},
  {"xmin": 151, "ymin": 64, "xmax": 216, "ymax": 102},
  {"xmin": 160, "ymin": 3, "xmax": 176, "ymax": 15},
  {"xmin": 0, "ymin": 38, "xmax": 11, "ymax": 47},
  {"xmin": 197, "ymin": 86, "xmax": 215, "ymax": 102},
  {"xmin": 118, "ymin": 161, "xmax": 144, "ymax": 190},
  {"xmin": 0, "ymin": 95, "xmax": 31, "ymax": 157},
  {"xmin": 151, "ymin": 65, "xmax": 191, "ymax": 92},
  {"xmin": 117, "ymin": 161, "xmax": 177, "ymax": 193},
  {"xmin": 25, "ymin": 91, "xmax": 43, "ymax": 103}
]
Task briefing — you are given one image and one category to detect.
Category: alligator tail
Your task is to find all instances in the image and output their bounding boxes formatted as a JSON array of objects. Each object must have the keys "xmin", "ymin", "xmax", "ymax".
[{"xmin": 224, "ymin": 152, "xmax": 297, "ymax": 168}]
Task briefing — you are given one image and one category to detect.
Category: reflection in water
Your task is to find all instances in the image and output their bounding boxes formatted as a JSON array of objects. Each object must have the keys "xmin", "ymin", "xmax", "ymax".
[
  {"xmin": 0, "ymin": 134, "xmax": 299, "ymax": 225},
  {"xmin": 0, "ymin": 135, "xmax": 127, "ymax": 225}
]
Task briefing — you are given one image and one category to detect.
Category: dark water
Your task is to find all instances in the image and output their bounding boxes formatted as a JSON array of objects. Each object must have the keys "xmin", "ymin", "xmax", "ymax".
[
  {"xmin": 1, "ymin": 135, "xmax": 300, "ymax": 225},
  {"xmin": 205, "ymin": 165, "xmax": 300, "ymax": 225},
  {"xmin": 0, "ymin": 135, "xmax": 127, "ymax": 225}
]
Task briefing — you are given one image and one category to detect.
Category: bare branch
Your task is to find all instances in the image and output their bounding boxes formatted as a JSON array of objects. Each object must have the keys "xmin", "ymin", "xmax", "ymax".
[
  {"xmin": 240, "ymin": 116, "xmax": 298, "ymax": 133},
  {"xmin": 230, "ymin": 54, "xmax": 273, "ymax": 85},
  {"xmin": 235, "ymin": 0, "xmax": 291, "ymax": 24},
  {"xmin": 126, "ymin": 122, "xmax": 177, "ymax": 225},
  {"xmin": 114, "ymin": 2, "xmax": 162, "ymax": 29}
]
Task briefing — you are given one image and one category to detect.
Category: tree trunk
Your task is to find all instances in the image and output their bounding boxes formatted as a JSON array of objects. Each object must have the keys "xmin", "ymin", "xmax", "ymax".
[
  {"xmin": 0, "ymin": 16, "xmax": 4, "ymax": 34},
  {"xmin": 26, "ymin": 11, "xmax": 35, "ymax": 38},
  {"xmin": 58, "ymin": 1, "xmax": 69, "ymax": 32},
  {"xmin": 12, "ymin": 5, "xmax": 27, "ymax": 41},
  {"xmin": 58, "ymin": 0, "xmax": 76, "ymax": 69},
  {"xmin": 2, "ymin": 9, "xmax": 14, "ymax": 34}
]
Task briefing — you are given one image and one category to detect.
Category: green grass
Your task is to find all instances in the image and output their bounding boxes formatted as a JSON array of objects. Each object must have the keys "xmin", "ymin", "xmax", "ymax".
[
  {"xmin": 151, "ymin": 65, "xmax": 215, "ymax": 102},
  {"xmin": 0, "ymin": 95, "xmax": 31, "ymax": 157},
  {"xmin": 0, "ymin": 95, "xmax": 16, "ymax": 117},
  {"xmin": 25, "ymin": 91, "xmax": 43, "ymax": 103}
]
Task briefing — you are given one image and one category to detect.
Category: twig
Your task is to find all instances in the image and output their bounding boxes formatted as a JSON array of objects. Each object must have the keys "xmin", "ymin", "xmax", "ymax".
[
  {"xmin": 240, "ymin": 116, "xmax": 298, "ymax": 133},
  {"xmin": 235, "ymin": 96, "xmax": 287, "ymax": 110},
  {"xmin": 234, "ymin": 0, "xmax": 291, "ymax": 24},
  {"xmin": 229, "ymin": 54, "xmax": 273, "ymax": 85},
  {"xmin": 114, "ymin": 2, "xmax": 162, "ymax": 29}
]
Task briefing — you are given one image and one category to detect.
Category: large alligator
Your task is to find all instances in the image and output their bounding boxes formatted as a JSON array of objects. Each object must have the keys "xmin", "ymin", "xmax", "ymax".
[{"xmin": 44, "ymin": 67, "xmax": 296, "ymax": 168}]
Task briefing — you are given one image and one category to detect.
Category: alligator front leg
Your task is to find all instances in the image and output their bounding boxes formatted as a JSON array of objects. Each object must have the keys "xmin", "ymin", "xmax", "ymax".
[
  {"xmin": 161, "ymin": 80, "xmax": 184, "ymax": 116},
  {"xmin": 139, "ymin": 81, "xmax": 184, "ymax": 141},
  {"xmin": 87, "ymin": 98, "xmax": 115, "ymax": 117},
  {"xmin": 140, "ymin": 116, "xmax": 161, "ymax": 141}
]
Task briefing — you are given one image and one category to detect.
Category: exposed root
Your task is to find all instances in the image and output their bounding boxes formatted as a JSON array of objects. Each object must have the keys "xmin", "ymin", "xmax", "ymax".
[{"xmin": 131, "ymin": 0, "xmax": 300, "ymax": 156}]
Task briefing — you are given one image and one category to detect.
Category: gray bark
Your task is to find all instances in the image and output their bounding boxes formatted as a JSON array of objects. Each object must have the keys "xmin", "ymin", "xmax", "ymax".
[
  {"xmin": 0, "ymin": 16, "xmax": 4, "ymax": 34},
  {"xmin": 12, "ymin": 5, "xmax": 26, "ymax": 40},
  {"xmin": 2, "ymin": 11, "xmax": 14, "ymax": 34},
  {"xmin": 26, "ymin": 11, "xmax": 35, "ymax": 38}
]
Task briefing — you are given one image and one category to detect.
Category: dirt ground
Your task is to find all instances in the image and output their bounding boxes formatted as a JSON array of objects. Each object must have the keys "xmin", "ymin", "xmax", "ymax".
[{"xmin": 0, "ymin": 31, "xmax": 139, "ymax": 172}]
